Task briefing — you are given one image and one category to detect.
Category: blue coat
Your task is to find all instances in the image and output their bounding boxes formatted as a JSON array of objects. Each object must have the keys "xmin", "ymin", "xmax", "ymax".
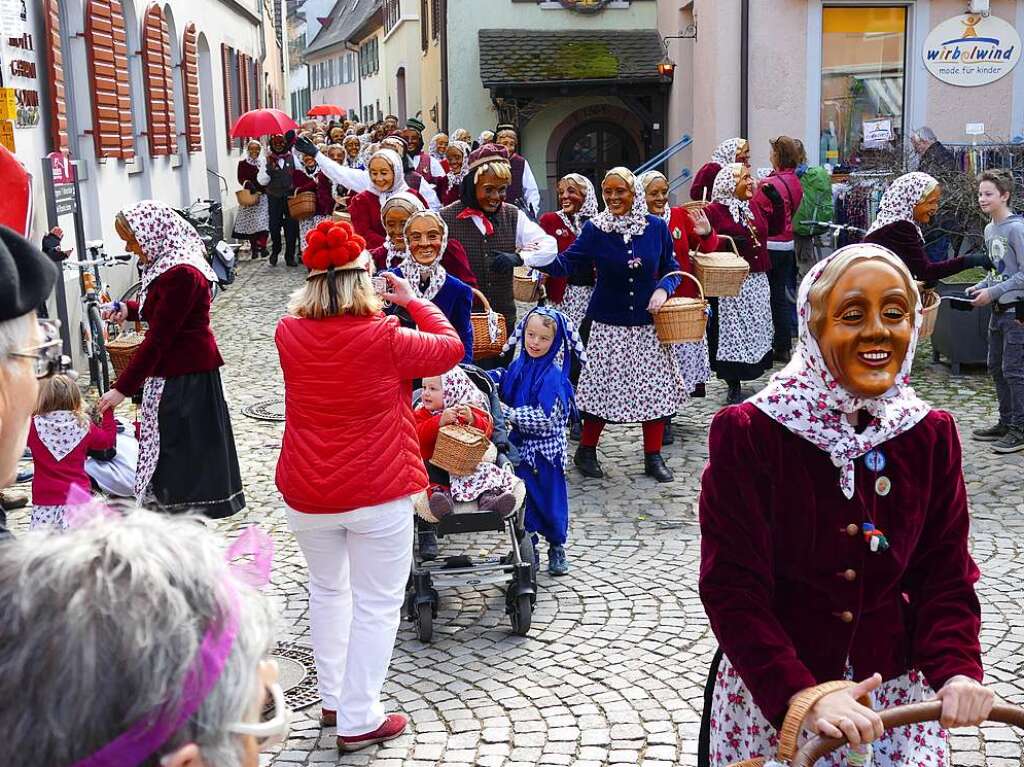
[
  {"xmin": 540, "ymin": 215, "xmax": 681, "ymax": 326},
  {"xmin": 384, "ymin": 269, "xmax": 474, "ymax": 363}
]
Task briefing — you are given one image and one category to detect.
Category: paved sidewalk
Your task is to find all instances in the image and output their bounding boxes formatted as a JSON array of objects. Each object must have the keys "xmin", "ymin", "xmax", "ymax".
[{"xmin": 12, "ymin": 258, "xmax": 1024, "ymax": 766}]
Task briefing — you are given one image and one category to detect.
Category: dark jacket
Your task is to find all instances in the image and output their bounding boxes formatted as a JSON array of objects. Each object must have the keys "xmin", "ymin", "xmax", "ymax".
[
  {"xmin": 864, "ymin": 220, "xmax": 972, "ymax": 284},
  {"xmin": 264, "ymin": 153, "xmax": 295, "ymax": 198}
]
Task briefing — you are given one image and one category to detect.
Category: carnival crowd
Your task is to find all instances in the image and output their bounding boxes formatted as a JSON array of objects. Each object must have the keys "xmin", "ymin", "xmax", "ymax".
[{"xmin": 0, "ymin": 111, "xmax": 1021, "ymax": 767}]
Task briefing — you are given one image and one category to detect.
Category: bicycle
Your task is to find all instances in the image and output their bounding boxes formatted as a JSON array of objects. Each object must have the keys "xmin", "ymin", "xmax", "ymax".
[
  {"xmin": 799, "ymin": 221, "xmax": 867, "ymax": 265},
  {"xmin": 65, "ymin": 241, "xmax": 134, "ymax": 395}
]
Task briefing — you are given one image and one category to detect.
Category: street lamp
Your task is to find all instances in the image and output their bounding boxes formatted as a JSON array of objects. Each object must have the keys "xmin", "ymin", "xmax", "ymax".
[{"xmin": 658, "ymin": 58, "xmax": 676, "ymax": 79}]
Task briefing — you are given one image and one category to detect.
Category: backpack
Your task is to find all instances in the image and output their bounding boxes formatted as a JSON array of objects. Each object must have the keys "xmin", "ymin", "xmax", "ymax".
[{"xmin": 793, "ymin": 166, "xmax": 834, "ymax": 237}]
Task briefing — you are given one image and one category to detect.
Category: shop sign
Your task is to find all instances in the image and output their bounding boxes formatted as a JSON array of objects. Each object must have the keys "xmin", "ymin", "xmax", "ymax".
[
  {"xmin": 47, "ymin": 151, "xmax": 76, "ymax": 215},
  {"xmin": 0, "ymin": 87, "xmax": 15, "ymax": 121},
  {"xmin": 923, "ymin": 13, "xmax": 1021, "ymax": 87},
  {"xmin": 0, "ymin": 120, "xmax": 14, "ymax": 152},
  {"xmin": 557, "ymin": 0, "xmax": 615, "ymax": 12}
]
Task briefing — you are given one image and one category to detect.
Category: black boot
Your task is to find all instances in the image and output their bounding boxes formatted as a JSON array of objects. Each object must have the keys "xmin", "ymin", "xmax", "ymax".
[
  {"xmin": 573, "ymin": 445, "xmax": 604, "ymax": 478},
  {"xmin": 662, "ymin": 416, "xmax": 674, "ymax": 446},
  {"xmin": 726, "ymin": 381, "xmax": 743, "ymax": 405},
  {"xmin": 569, "ymin": 420, "xmax": 582, "ymax": 442},
  {"xmin": 269, "ymin": 250, "xmax": 280, "ymax": 266},
  {"xmin": 644, "ymin": 452, "xmax": 674, "ymax": 483},
  {"xmin": 418, "ymin": 529, "xmax": 439, "ymax": 561}
]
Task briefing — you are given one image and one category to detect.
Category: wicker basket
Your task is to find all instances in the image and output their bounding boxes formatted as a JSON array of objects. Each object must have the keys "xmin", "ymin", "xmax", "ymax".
[
  {"xmin": 332, "ymin": 210, "xmax": 352, "ymax": 224},
  {"xmin": 235, "ymin": 188, "xmax": 260, "ymax": 208},
  {"xmin": 682, "ymin": 200, "xmax": 708, "ymax": 213},
  {"xmin": 430, "ymin": 424, "xmax": 490, "ymax": 476},
  {"xmin": 471, "ymin": 288, "xmax": 508, "ymax": 360},
  {"xmin": 692, "ymin": 235, "xmax": 750, "ymax": 297},
  {"xmin": 287, "ymin": 191, "xmax": 317, "ymax": 221},
  {"xmin": 920, "ymin": 288, "xmax": 940, "ymax": 340},
  {"xmin": 512, "ymin": 266, "xmax": 544, "ymax": 303},
  {"xmin": 653, "ymin": 272, "xmax": 708, "ymax": 344},
  {"xmin": 107, "ymin": 322, "xmax": 146, "ymax": 381}
]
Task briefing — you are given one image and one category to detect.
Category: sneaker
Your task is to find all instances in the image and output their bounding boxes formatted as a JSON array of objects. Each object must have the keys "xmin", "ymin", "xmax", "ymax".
[
  {"xmin": 972, "ymin": 423, "xmax": 1009, "ymax": 442},
  {"xmin": 477, "ymin": 489, "xmax": 516, "ymax": 516},
  {"xmin": 337, "ymin": 713, "xmax": 407, "ymax": 752},
  {"xmin": 548, "ymin": 544, "xmax": 568, "ymax": 576},
  {"xmin": 992, "ymin": 427, "xmax": 1024, "ymax": 454}
]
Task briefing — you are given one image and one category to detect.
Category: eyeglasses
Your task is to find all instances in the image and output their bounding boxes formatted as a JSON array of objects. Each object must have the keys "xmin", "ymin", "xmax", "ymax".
[
  {"xmin": 226, "ymin": 681, "xmax": 292, "ymax": 750},
  {"xmin": 7, "ymin": 319, "xmax": 71, "ymax": 379}
]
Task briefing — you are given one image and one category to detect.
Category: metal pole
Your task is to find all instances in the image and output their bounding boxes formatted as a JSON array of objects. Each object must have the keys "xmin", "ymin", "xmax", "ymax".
[
  {"xmin": 740, "ymin": 0, "xmax": 749, "ymax": 139},
  {"xmin": 39, "ymin": 158, "xmax": 72, "ymax": 356}
]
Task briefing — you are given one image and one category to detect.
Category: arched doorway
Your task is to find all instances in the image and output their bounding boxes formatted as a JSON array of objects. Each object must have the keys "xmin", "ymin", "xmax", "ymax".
[
  {"xmin": 396, "ymin": 67, "xmax": 407, "ymax": 125},
  {"xmin": 556, "ymin": 121, "xmax": 641, "ymax": 187},
  {"xmin": 197, "ymin": 32, "xmax": 221, "ymax": 201}
]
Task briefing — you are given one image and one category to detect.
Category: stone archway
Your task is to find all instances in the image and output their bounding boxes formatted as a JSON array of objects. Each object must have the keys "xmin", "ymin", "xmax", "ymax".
[{"xmin": 545, "ymin": 105, "xmax": 644, "ymax": 193}]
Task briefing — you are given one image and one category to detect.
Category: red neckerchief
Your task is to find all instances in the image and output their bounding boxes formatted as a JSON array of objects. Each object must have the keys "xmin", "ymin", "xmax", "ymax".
[{"xmin": 457, "ymin": 207, "xmax": 494, "ymax": 236}]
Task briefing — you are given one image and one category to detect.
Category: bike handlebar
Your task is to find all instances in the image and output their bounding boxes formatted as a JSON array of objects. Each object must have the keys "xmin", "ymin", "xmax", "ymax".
[{"xmin": 65, "ymin": 254, "xmax": 134, "ymax": 268}]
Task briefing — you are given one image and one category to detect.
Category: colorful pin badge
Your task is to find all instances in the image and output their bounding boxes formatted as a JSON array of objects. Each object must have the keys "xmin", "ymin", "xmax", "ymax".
[
  {"xmin": 865, "ymin": 449, "xmax": 886, "ymax": 473},
  {"xmin": 875, "ymin": 476, "xmax": 892, "ymax": 497}
]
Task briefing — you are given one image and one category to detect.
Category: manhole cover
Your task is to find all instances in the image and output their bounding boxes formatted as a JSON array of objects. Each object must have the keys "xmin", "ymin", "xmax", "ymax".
[
  {"xmin": 268, "ymin": 642, "xmax": 320, "ymax": 712},
  {"xmin": 241, "ymin": 399, "xmax": 286, "ymax": 422}
]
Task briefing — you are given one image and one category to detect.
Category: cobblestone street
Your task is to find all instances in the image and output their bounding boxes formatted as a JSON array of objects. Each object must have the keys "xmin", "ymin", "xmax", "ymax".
[{"xmin": 12, "ymin": 259, "xmax": 1024, "ymax": 767}]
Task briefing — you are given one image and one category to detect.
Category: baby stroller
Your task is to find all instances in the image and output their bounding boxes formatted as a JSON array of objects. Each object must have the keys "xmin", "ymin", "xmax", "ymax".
[{"xmin": 406, "ymin": 364, "xmax": 536, "ymax": 643}]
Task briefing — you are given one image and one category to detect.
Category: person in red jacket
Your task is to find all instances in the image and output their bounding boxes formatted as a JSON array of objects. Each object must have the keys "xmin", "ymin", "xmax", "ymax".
[
  {"xmin": 691, "ymin": 137, "xmax": 750, "ymax": 203},
  {"xmin": 699, "ymin": 244, "xmax": 994, "ymax": 766},
  {"xmin": 99, "ymin": 200, "xmax": 244, "ymax": 519},
  {"xmin": 639, "ymin": 169, "xmax": 720, "ymax": 412},
  {"xmin": 275, "ymin": 219, "xmax": 463, "ymax": 751},
  {"xmin": 27, "ymin": 373, "xmax": 116, "ymax": 529}
]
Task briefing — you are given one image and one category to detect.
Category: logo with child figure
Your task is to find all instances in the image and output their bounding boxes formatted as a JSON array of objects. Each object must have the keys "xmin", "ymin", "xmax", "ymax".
[{"xmin": 923, "ymin": 13, "xmax": 1021, "ymax": 86}]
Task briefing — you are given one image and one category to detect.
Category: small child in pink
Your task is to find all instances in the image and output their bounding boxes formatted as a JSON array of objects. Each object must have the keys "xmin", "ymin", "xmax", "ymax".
[{"xmin": 27, "ymin": 374, "xmax": 117, "ymax": 530}]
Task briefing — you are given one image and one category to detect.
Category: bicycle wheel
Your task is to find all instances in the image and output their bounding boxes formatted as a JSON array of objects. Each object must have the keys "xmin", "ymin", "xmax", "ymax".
[
  {"xmin": 87, "ymin": 304, "xmax": 111, "ymax": 393},
  {"xmin": 120, "ymin": 281, "xmax": 142, "ymax": 303}
]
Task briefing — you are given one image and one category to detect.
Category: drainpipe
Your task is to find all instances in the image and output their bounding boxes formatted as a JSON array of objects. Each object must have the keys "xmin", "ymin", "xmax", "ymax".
[
  {"xmin": 440, "ymin": 0, "xmax": 449, "ymax": 131},
  {"xmin": 740, "ymin": 0, "xmax": 749, "ymax": 139}
]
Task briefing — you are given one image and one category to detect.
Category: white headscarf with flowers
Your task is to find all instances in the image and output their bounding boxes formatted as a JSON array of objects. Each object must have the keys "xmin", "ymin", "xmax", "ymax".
[
  {"xmin": 425, "ymin": 365, "xmax": 488, "ymax": 413},
  {"xmin": 445, "ymin": 140, "xmax": 472, "ymax": 191},
  {"xmin": 121, "ymin": 200, "xmax": 217, "ymax": 311},
  {"xmin": 865, "ymin": 172, "xmax": 939, "ymax": 242},
  {"xmin": 398, "ymin": 210, "xmax": 449, "ymax": 302},
  {"xmin": 379, "ymin": 192, "xmax": 425, "ymax": 268},
  {"xmin": 590, "ymin": 167, "xmax": 650, "ymax": 243},
  {"xmin": 639, "ymin": 170, "xmax": 672, "ymax": 224},
  {"xmin": 748, "ymin": 244, "xmax": 930, "ymax": 500},
  {"xmin": 557, "ymin": 173, "xmax": 600, "ymax": 236},
  {"xmin": 711, "ymin": 138, "xmax": 747, "ymax": 166},
  {"xmin": 711, "ymin": 163, "xmax": 755, "ymax": 226},
  {"xmin": 366, "ymin": 148, "xmax": 410, "ymax": 202},
  {"xmin": 428, "ymin": 133, "xmax": 449, "ymax": 163}
]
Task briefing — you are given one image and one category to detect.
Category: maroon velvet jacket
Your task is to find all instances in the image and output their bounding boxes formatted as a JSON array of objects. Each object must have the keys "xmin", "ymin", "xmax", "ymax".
[
  {"xmin": 237, "ymin": 159, "xmax": 265, "ymax": 193},
  {"xmin": 538, "ymin": 212, "xmax": 579, "ymax": 304},
  {"xmin": 349, "ymin": 188, "xmax": 429, "ymax": 250},
  {"xmin": 691, "ymin": 162, "xmax": 722, "ymax": 203},
  {"xmin": 705, "ymin": 198, "xmax": 784, "ymax": 273},
  {"xmin": 864, "ymin": 221, "xmax": 972, "ymax": 284},
  {"xmin": 699, "ymin": 404, "xmax": 983, "ymax": 729},
  {"xmin": 292, "ymin": 168, "xmax": 335, "ymax": 216},
  {"xmin": 369, "ymin": 238, "xmax": 478, "ymax": 288},
  {"xmin": 117, "ymin": 265, "xmax": 224, "ymax": 396}
]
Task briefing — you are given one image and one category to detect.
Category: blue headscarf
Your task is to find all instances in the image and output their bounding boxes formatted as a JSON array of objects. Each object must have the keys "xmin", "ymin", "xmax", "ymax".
[{"xmin": 498, "ymin": 306, "xmax": 586, "ymax": 419}]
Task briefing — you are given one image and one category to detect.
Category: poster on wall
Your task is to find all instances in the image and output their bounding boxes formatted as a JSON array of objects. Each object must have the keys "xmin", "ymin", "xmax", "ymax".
[{"xmin": 923, "ymin": 13, "xmax": 1022, "ymax": 87}]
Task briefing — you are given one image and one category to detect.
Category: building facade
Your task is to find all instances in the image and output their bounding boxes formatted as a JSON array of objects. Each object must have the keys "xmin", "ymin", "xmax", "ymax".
[
  {"xmin": 0, "ymin": 0, "xmax": 284, "ymax": 367},
  {"xmin": 674, "ymin": 0, "xmax": 1024, "ymax": 177}
]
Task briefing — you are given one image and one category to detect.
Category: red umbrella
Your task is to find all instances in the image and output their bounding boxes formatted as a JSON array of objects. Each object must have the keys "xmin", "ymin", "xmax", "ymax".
[
  {"xmin": 307, "ymin": 104, "xmax": 345, "ymax": 117},
  {"xmin": 230, "ymin": 108, "xmax": 299, "ymax": 138}
]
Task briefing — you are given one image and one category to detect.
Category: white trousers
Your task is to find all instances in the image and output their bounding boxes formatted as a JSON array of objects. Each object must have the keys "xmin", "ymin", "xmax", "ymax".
[{"xmin": 289, "ymin": 497, "xmax": 413, "ymax": 736}]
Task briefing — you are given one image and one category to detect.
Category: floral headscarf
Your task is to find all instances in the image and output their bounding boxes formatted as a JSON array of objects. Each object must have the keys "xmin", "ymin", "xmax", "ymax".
[
  {"xmin": 342, "ymin": 135, "xmax": 364, "ymax": 169},
  {"xmin": 33, "ymin": 411, "xmax": 89, "ymax": 461},
  {"xmin": 711, "ymin": 138, "xmax": 747, "ymax": 166},
  {"xmin": 433, "ymin": 366, "xmax": 488, "ymax": 413},
  {"xmin": 244, "ymin": 140, "xmax": 263, "ymax": 166},
  {"xmin": 556, "ymin": 173, "xmax": 599, "ymax": 236},
  {"xmin": 865, "ymin": 172, "xmax": 939, "ymax": 241},
  {"xmin": 711, "ymin": 163, "xmax": 755, "ymax": 227},
  {"xmin": 121, "ymin": 200, "xmax": 217, "ymax": 310},
  {"xmin": 590, "ymin": 167, "xmax": 650, "ymax": 243},
  {"xmin": 428, "ymin": 133, "xmax": 449, "ymax": 162},
  {"xmin": 749, "ymin": 244, "xmax": 929, "ymax": 500},
  {"xmin": 398, "ymin": 210, "xmax": 449, "ymax": 302},
  {"xmin": 379, "ymin": 192, "xmax": 426, "ymax": 267},
  {"xmin": 452, "ymin": 128, "xmax": 472, "ymax": 144},
  {"xmin": 445, "ymin": 140, "xmax": 471, "ymax": 190},
  {"xmin": 366, "ymin": 148, "xmax": 410, "ymax": 201},
  {"xmin": 639, "ymin": 170, "xmax": 672, "ymax": 224}
]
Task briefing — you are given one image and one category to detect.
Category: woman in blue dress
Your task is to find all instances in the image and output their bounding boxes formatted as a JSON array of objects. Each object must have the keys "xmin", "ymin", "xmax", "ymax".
[
  {"xmin": 537, "ymin": 167, "xmax": 683, "ymax": 483},
  {"xmin": 384, "ymin": 210, "xmax": 474, "ymax": 362}
]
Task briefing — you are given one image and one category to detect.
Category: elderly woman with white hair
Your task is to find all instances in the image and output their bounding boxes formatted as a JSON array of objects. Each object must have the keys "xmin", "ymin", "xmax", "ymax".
[{"xmin": 0, "ymin": 510, "xmax": 283, "ymax": 767}]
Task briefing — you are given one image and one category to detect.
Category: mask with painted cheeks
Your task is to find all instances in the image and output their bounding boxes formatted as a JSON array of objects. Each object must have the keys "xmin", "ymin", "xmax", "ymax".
[
  {"xmin": 400, "ymin": 129, "xmax": 423, "ymax": 155},
  {"xmin": 475, "ymin": 169, "xmax": 509, "ymax": 214},
  {"xmin": 496, "ymin": 130, "xmax": 517, "ymax": 155},
  {"xmin": 558, "ymin": 180, "xmax": 585, "ymax": 216},
  {"xmin": 812, "ymin": 258, "xmax": 915, "ymax": 399},
  {"xmin": 446, "ymin": 147, "xmax": 465, "ymax": 174},
  {"xmin": 406, "ymin": 216, "xmax": 445, "ymax": 266},
  {"xmin": 643, "ymin": 177, "xmax": 670, "ymax": 215},
  {"xmin": 913, "ymin": 186, "xmax": 942, "ymax": 224},
  {"xmin": 383, "ymin": 206, "xmax": 413, "ymax": 250},
  {"xmin": 368, "ymin": 156, "xmax": 396, "ymax": 193},
  {"xmin": 601, "ymin": 173, "xmax": 634, "ymax": 216},
  {"xmin": 733, "ymin": 165, "xmax": 755, "ymax": 201}
]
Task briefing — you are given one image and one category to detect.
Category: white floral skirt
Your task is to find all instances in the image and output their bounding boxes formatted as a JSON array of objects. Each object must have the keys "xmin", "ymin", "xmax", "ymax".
[
  {"xmin": 709, "ymin": 654, "xmax": 949, "ymax": 767},
  {"xmin": 554, "ymin": 285, "xmax": 593, "ymax": 330},
  {"xmin": 717, "ymin": 272, "xmax": 773, "ymax": 365},
  {"xmin": 135, "ymin": 376, "xmax": 166, "ymax": 504},
  {"xmin": 299, "ymin": 214, "xmax": 331, "ymax": 252},
  {"xmin": 232, "ymin": 194, "xmax": 269, "ymax": 236},
  {"xmin": 577, "ymin": 322, "xmax": 687, "ymax": 423},
  {"xmin": 30, "ymin": 505, "xmax": 70, "ymax": 530},
  {"xmin": 450, "ymin": 460, "xmax": 517, "ymax": 502},
  {"xmin": 676, "ymin": 337, "xmax": 711, "ymax": 390}
]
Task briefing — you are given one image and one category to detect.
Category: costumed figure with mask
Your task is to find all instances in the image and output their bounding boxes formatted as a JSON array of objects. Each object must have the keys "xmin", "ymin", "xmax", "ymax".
[
  {"xmin": 233, "ymin": 139, "xmax": 270, "ymax": 259},
  {"xmin": 494, "ymin": 124, "xmax": 541, "ymax": 217},
  {"xmin": 402, "ymin": 118, "xmax": 446, "ymax": 188},
  {"xmin": 698, "ymin": 243, "xmax": 993, "ymax": 767},
  {"xmin": 379, "ymin": 133, "xmax": 443, "ymax": 210},
  {"xmin": 293, "ymin": 151, "xmax": 337, "ymax": 249},
  {"xmin": 441, "ymin": 140, "xmax": 471, "ymax": 207},
  {"xmin": 704, "ymin": 163, "xmax": 786, "ymax": 404},
  {"xmin": 263, "ymin": 131, "xmax": 300, "ymax": 266},
  {"xmin": 490, "ymin": 306, "xmax": 585, "ymax": 576},
  {"xmin": 439, "ymin": 143, "xmax": 557, "ymax": 351},
  {"xmin": 691, "ymin": 137, "xmax": 750, "ymax": 203},
  {"xmin": 536, "ymin": 167, "xmax": 684, "ymax": 483}
]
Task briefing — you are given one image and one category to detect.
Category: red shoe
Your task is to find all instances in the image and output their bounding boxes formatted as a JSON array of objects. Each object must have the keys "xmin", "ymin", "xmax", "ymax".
[{"xmin": 337, "ymin": 713, "xmax": 408, "ymax": 752}]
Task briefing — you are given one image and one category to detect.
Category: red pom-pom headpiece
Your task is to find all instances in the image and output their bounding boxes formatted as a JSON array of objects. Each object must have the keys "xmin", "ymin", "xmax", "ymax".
[{"xmin": 302, "ymin": 219, "xmax": 368, "ymax": 273}]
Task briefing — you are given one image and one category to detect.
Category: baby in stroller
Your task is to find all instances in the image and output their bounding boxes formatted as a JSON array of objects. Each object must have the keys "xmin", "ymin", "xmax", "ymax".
[{"xmin": 414, "ymin": 366, "xmax": 521, "ymax": 522}]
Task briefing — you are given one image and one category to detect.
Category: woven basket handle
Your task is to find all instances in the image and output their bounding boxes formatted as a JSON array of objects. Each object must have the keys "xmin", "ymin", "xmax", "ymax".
[
  {"xmin": 133, "ymin": 320, "xmax": 143, "ymax": 334},
  {"xmin": 660, "ymin": 270, "xmax": 705, "ymax": 302},
  {"xmin": 791, "ymin": 702, "xmax": 1024, "ymax": 767},
  {"xmin": 471, "ymin": 287, "xmax": 493, "ymax": 313},
  {"xmin": 715, "ymin": 234, "xmax": 742, "ymax": 258}
]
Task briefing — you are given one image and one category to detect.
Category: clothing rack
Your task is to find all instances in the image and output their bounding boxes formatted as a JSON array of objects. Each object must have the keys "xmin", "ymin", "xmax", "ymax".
[
  {"xmin": 944, "ymin": 142, "xmax": 1024, "ymax": 187},
  {"xmin": 832, "ymin": 171, "xmax": 889, "ymax": 235}
]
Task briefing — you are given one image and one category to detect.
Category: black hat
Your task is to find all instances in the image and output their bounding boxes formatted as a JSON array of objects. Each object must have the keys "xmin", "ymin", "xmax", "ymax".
[
  {"xmin": 0, "ymin": 226, "xmax": 57, "ymax": 322},
  {"xmin": 406, "ymin": 117, "xmax": 426, "ymax": 134}
]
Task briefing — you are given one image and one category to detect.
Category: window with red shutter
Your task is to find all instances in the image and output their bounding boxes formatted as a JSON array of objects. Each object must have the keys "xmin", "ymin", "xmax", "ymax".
[
  {"xmin": 182, "ymin": 23, "xmax": 201, "ymax": 153},
  {"xmin": 85, "ymin": 0, "xmax": 134, "ymax": 160},
  {"xmin": 221, "ymin": 43, "xmax": 234, "ymax": 151},
  {"xmin": 142, "ymin": 3, "xmax": 176, "ymax": 156},
  {"xmin": 42, "ymin": 0, "xmax": 70, "ymax": 154}
]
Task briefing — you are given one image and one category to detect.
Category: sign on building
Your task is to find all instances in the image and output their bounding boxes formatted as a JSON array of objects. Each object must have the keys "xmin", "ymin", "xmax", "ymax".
[{"xmin": 923, "ymin": 13, "xmax": 1021, "ymax": 87}]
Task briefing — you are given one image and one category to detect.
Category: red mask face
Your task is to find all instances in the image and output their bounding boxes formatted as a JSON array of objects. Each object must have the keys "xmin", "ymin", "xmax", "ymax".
[{"xmin": 814, "ymin": 260, "xmax": 914, "ymax": 399}]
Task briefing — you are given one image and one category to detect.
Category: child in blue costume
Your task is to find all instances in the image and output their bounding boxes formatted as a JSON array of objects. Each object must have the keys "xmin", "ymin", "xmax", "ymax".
[{"xmin": 489, "ymin": 306, "xmax": 585, "ymax": 576}]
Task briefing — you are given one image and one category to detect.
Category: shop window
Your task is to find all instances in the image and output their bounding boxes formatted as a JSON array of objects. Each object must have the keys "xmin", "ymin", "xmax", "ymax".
[{"xmin": 820, "ymin": 6, "xmax": 907, "ymax": 169}]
